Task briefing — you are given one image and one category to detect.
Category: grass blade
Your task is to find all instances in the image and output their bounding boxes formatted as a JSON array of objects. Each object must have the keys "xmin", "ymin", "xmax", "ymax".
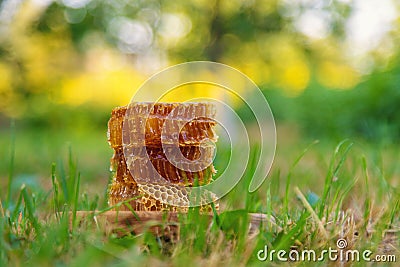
[
  {"xmin": 6, "ymin": 119, "xmax": 16, "ymax": 207},
  {"xmin": 319, "ymin": 139, "xmax": 353, "ymax": 218},
  {"xmin": 389, "ymin": 199, "xmax": 399, "ymax": 227},
  {"xmin": 266, "ymin": 183, "xmax": 273, "ymax": 230},
  {"xmin": 51, "ymin": 163, "xmax": 60, "ymax": 219},
  {"xmin": 295, "ymin": 187, "xmax": 328, "ymax": 240},
  {"xmin": 284, "ymin": 140, "xmax": 319, "ymax": 215},
  {"xmin": 362, "ymin": 156, "xmax": 371, "ymax": 222},
  {"xmin": 0, "ymin": 215, "xmax": 6, "ymax": 266},
  {"xmin": 334, "ymin": 176, "xmax": 358, "ymax": 222},
  {"xmin": 58, "ymin": 160, "xmax": 69, "ymax": 203},
  {"xmin": 72, "ymin": 173, "xmax": 81, "ymax": 229},
  {"xmin": 11, "ymin": 189, "xmax": 23, "ymax": 222},
  {"xmin": 21, "ymin": 185, "xmax": 40, "ymax": 237}
]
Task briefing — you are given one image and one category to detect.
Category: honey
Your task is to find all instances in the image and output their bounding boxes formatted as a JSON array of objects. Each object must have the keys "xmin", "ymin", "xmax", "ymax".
[
  {"xmin": 108, "ymin": 104, "xmax": 218, "ymax": 148},
  {"xmin": 107, "ymin": 102, "xmax": 218, "ymax": 211}
]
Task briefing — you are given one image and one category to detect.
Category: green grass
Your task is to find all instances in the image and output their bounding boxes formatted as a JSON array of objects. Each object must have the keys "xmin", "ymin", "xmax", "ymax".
[{"xmin": 0, "ymin": 127, "xmax": 399, "ymax": 266}]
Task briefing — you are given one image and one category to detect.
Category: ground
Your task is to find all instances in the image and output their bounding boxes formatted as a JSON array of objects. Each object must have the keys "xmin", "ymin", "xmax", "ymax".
[{"xmin": 0, "ymin": 123, "xmax": 398, "ymax": 266}]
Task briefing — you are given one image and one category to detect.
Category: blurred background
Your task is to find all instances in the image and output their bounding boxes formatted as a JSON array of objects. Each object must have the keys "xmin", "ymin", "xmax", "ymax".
[{"xmin": 0, "ymin": 0, "xmax": 399, "ymax": 197}]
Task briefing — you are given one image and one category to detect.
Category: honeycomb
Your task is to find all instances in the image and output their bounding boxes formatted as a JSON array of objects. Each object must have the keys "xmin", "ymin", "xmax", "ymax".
[
  {"xmin": 107, "ymin": 102, "xmax": 219, "ymax": 212},
  {"xmin": 108, "ymin": 104, "xmax": 218, "ymax": 148},
  {"xmin": 112, "ymin": 145, "xmax": 215, "ymax": 185},
  {"xmin": 109, "ymin": 183, "xmax": 219, "ymax": 212}
]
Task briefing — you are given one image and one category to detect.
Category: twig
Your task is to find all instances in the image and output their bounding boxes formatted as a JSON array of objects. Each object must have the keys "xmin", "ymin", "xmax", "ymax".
[
  {"xmin": 67, "ymin": 211, "xmax": 278, "ymax": 237},
  {"xmin": 294, "ymin": 186, "xmax": 329, "ymax": 240}
]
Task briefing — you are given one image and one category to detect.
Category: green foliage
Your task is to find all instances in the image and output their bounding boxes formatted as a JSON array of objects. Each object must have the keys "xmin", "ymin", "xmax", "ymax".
[
  {"xmin": 263, "ymin": 60, "xmax": 400, "ymax": 142},
  {"xmin": 0, "ymin": 0, "xmax": 399, "ymax": 144}
]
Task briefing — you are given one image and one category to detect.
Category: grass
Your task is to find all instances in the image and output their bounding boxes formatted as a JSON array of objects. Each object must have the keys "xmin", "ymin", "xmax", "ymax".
[{"xmin": 0, "ymin": 126, "xmax": 399, "ymax": 266}]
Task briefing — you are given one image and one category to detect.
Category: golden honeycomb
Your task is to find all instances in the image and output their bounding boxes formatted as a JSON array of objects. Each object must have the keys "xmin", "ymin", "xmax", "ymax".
[
  {"xmin": 111, "ymin": 145, "xmax": 215, "ymax": 185},
  {"xmin": 108, "ymin": 104, "xmax": 218, "ymax": 148},
  {"xmin": 107, "ymin": 102, "xmax": 219, "ymax": 211}
]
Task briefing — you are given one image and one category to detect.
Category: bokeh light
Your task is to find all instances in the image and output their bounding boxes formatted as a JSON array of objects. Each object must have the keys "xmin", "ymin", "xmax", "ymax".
[{"xmin": 0, "ymin": 0, "xmax": 398, "ymax": 139}]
